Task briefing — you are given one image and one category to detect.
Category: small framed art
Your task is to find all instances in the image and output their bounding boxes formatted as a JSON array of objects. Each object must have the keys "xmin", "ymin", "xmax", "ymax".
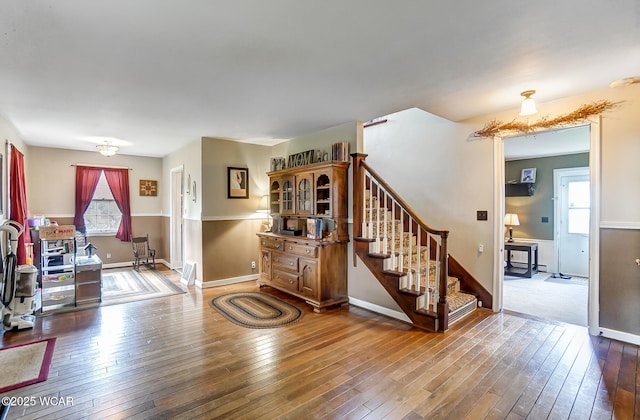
[
  {"xmin": 228, "ymin": 167, "xmax": 249, "ymax": 199},
  {"xmin": 520, "ymin": 168, "xmax": 536, "ymax": 183},
  {"xmin": 139, "ymin": 179, "xmax": 158, "ymax": 196}
]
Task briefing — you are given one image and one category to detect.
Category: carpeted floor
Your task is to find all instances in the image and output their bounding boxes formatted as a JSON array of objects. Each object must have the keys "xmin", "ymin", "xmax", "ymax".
[
  {"xmin": 210, "ymin": 292, "xmax": 303, "ymax": 328},
  {"xmin": 0, "ymin": 337, "xmax": 56, "ymax": 393},
  {"xmin": 503, "ymin": 271, "xmax": 588, "ymax": 326},
  {"xmin": 101, "ymin": 267, "xmax": 185, "ymax": 306}
]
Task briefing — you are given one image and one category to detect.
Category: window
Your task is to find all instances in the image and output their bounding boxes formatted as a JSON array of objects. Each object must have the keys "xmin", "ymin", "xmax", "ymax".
[
  {"xmin": 84, "ymin": 172, "xmax": 122, "ymax": 234},
  {"xmin": 567, "ymin": 180, "xmax": 590, "ymax": 235}
]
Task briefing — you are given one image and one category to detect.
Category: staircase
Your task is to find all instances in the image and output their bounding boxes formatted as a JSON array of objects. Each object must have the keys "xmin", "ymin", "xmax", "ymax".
[{"xmin": 352, "ymin": 154, "xmax": 485, "ymax": 332}]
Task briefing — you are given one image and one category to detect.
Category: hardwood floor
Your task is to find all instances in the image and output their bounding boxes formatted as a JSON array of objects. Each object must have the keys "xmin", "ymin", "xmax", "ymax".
[{"xmin": 1, "ymin": 265, "xmax": 638, "ymax": 419}]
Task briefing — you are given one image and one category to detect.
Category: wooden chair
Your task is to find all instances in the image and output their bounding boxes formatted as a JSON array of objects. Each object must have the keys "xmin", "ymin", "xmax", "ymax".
[{"xmin": 131, "ymin": 234, "xmax": 156, "ymax": 271}]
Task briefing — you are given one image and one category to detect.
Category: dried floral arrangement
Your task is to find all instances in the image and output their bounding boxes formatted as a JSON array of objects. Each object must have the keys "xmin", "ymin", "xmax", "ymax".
[{"xmin": 473, "ymin": 100, "xmax": 618, "ymax": 138}]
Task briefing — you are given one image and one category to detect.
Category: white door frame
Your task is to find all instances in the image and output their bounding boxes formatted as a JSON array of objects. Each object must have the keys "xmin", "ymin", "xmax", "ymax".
[
  {"xmin": 170, "ymin": 165, "xmax": 184, "ymax": 270},
  {"xmin": 493, "ymin": 116, "xmax": 601, "ymax": 336}
]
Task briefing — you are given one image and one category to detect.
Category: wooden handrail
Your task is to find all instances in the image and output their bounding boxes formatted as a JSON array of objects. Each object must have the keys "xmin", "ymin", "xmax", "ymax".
[{"xmin": 359, "ymin": 159, "xmax": 449, "ymax": 239}]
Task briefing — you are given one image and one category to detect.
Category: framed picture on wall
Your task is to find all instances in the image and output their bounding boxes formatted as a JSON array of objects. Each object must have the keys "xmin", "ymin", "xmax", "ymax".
[
  {"xmin": 228, "ymin": 167, "xmax": 249, "ymax": 199},
  {"xmin": 521, "ymin": 168, "xmax": 537, "ymax": 183}
]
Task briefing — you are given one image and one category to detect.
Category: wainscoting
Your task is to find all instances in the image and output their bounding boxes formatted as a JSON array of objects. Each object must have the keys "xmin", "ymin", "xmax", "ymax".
[{"xmin": 506, "ymin": 238, "xmax": 555, "ymax": 273}]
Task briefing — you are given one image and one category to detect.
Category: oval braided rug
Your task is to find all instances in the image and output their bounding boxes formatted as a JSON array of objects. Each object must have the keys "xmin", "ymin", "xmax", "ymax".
[{"xmin": 209, "ymin": 292, "xmax": 303, "ymax": 328}]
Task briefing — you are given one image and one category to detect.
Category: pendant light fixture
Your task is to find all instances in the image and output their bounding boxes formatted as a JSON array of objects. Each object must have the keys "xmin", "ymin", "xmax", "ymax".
[
  {"xmin": 96, "ymin": 141, "xmax": 119, "ymax": 157},
  {"xmin": 519, "ymin": 90, "xmax": 538, "ymax": 116}
]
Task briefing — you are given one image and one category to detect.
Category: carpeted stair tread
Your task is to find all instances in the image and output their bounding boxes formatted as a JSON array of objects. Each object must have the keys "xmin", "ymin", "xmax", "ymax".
[{"xmin": 448, "ymin": 291, "xmax": 477, "ymax": 312}]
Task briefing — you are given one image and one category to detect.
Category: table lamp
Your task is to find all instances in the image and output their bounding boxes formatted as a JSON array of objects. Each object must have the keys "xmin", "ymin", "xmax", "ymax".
[{"xmin": 504, "ymin": 213, "xmax": 520, "ymax": 242}]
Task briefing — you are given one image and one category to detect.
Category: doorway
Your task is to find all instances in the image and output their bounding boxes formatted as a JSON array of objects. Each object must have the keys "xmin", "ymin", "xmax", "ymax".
[
  {"xmin": 170, "ymin": 166, "xmax": 184, "ymax": 271},
  {"xmin": 499, "ymin": 125, "xmax": 593, "ymax": 326},
  {"xmin": 555, "ymin": 167, "xmax": 590, "ymax": 277}
]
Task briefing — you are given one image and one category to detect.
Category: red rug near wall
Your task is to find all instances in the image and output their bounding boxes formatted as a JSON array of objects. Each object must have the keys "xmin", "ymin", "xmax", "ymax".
[{"xmin": 0, "ymin": 337, "xmax": 56, "ymax": 393}]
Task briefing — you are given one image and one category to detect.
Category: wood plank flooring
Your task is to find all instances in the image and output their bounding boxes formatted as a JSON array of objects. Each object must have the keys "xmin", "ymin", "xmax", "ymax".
[{"xmin": 1, "ymin": 265, "xmax": 638, "ymax": 419}]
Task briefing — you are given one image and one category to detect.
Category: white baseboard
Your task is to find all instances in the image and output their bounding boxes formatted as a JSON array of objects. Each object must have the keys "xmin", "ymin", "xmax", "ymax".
[
  {"xmin": 197, "ymin": 274, "xmax": 258, "ymax": 289},
  {"xmin": 348, "ymin": 297, "xmax": 411, "ymax": 323},
  {"xmin": 101, "ymin": 259, "xmax": 170, "ymax": 270},
  {"xmin": 595, "ymin": 327, "xmax": 640, "ymax": 346}
]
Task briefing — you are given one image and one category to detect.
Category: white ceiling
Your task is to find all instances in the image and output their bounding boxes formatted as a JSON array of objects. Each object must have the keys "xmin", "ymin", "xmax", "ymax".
[{"xmin": 1, "ymin": 1, "xmax": 639, "ymax": 157}]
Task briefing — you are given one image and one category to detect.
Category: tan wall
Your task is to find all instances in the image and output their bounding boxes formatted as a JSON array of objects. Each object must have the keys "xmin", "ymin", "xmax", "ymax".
[
  {"xmin": 600, "ymin": 229, "xmax": 640, "ymax": 335},
  {"xmin": 201, "ymin": 138, "xmax": 272, "ymax": 219},
  {"xmin": 38, "ymin": 215, "xmax": 164, "ymax": 265},
  {"xmin": 202, "ymin": 219, "xmax": 263, "ymax": 281},
  {"xmin": 26, "ymin": 146, "xmax": 163, "ymax": 218}
]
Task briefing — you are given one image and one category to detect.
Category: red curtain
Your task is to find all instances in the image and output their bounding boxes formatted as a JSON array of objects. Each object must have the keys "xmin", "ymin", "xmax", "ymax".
[
  {"xmin": 9, "ymin": 145, "xmax": 32, "ymax": 265},
  {"xmin": 104, "ymin": 168, "xmax": 132, "ymax": 242},
  {"xmin": 73, "ymin": 166, "xmax": 102, "ymax": 233}
]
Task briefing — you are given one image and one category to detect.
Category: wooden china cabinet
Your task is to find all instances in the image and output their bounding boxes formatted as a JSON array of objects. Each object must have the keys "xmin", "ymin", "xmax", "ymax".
[{"xmin": 257, "ymin": 160, "xmax": 349, "ymax": 312}]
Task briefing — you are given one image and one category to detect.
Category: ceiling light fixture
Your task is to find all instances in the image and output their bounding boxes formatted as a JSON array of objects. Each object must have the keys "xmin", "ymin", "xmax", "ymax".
[
  {"xmin": 519, "ymin": 90, "xmax": 538, "ymax": 116},
  {"xmin": 609, "ymin": 76, "xmax": 640, "ymax": 88},
  {"xmin": 96, "ymin": 142, "xmax": 119, "ymax": 157}
]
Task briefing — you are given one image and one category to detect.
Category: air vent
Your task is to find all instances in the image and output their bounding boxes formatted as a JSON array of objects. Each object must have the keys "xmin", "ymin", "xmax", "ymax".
[{"xmin": 180, "ymin": 261, "xmax": 196, "ymax": 286}]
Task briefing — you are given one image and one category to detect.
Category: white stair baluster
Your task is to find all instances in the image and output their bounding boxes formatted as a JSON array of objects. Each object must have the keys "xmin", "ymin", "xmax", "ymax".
[
  {"xmin": 416, "ymin": 225, "xmax": 421, "ymax": 294},
  {"xmin": 382, "ymin": 188, "xmax": 388, "ymax": 254},
  {"xmin": 407, "ymin": 215, "xmax": 412, "ymax": 289},
  {"xmin": 391, "ymin": 200, "xmax": 396, "ymax": 270}
]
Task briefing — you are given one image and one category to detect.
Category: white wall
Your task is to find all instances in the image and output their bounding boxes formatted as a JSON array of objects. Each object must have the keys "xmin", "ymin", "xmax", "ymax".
[
  {"xmin": 162, "ymin": 139, "xmax": 201, "ymax": 221},
  {"xmin": 362, "ymin": 108, "xmax": 496, "ymax": 296},
  {"xmin": 0, "ymin": 115, "xmax": 28, "ymax": 220}
]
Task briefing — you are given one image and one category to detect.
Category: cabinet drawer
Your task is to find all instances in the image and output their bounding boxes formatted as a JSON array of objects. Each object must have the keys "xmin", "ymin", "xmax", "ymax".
[
  {"xmin": 76, "ymin": 269, "xmax": 101, "ymax": 284},
  {"xmin": 285, "ymin": 242, "xmax": 318, "ymax": 258},
  {"xmin": 271, "ymin": 269, "xmax": 299, "ymax": 290},
  {"xmin": 76, "ymin": 282, "xmax": 101, "ymax": 303},
  {"xmin": 259, "ymin": 237, "xmax": 284, "ymax": 251},
  {"xmin": 272, "ymin": 253, "xmax": 298, "ymax": 272}
]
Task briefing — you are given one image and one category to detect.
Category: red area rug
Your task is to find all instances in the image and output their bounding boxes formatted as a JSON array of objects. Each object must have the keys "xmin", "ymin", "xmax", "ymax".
[{"xmin": 0, "ymin": 337, "xmax": 56, "ymax": 393}]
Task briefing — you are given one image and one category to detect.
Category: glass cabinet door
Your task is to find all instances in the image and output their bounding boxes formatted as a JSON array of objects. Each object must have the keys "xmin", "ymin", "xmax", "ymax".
[
  {"xmin": 296, "ymin": 173, "xmax": 313, "ymax": 215},
  {"xmin": 281, "ymin": 176, "xmax": 294, "ymax": 214}
]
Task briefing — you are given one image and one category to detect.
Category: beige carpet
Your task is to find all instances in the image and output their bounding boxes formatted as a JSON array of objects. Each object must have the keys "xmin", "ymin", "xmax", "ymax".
[
  {"xmin": 0, "ymin": 338, "xmax": 56, "ymax": 392},
  {"xmin": 503, "ymin": 272, "xmax": 588, "ymax": 326},
  {"xmin": 101, "ymin": 267, "xmax": 185, "ymax": 306}
]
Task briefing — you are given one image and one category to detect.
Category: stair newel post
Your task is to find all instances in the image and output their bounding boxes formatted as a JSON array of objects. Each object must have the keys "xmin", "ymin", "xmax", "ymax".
[
  {"xmin": 368, "ymin": 174, "xmax": 373, "ymax": 239},
  {"xmin": 351, "ymin": 153, "xmax": 367, "ymax": 241},
  {"xmin": 437, "ymin": 232, "xmax": 450, "ymax": 331}
]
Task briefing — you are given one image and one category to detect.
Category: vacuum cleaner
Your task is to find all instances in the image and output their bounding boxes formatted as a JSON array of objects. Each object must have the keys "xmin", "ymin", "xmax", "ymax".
[{"xmin": 0, "ymin": 220, "xmax": 38, "ymax": 331}]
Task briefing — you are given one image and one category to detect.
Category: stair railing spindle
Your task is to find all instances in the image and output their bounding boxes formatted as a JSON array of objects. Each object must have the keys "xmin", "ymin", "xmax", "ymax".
[
  {"xmin": 433, "ymin": 236, "xmax": 441, "ymax": 306},
  {"xmin": 382, "ymin": 187, "xmax": 388, "ymax": 254},
  {"xmin": 367, "ymin": 172, "xmax": 373, "ymax": 239},
  {"xmin": 407, "ymin": 214, "xmax": 412, "ymax": 289},
  {"xmin": 391, "ymin": 199, "xmax": 396, "ymax": 270},
  {"xmin": 398, "ymin": 208, "xmax": 404, "ymax": 279},
  {"xmin": 376, "ymin": 181, "xmax": 381, "ymax": 253},
  {"xmin": 415, "ymin": 225, "xmax": 421, "ymax": 294}
]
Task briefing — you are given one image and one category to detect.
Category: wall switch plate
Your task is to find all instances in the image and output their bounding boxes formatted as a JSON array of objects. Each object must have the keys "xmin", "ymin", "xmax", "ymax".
[{"xmin": 477, "ymin": 210, "xmax": 488, "ymax": 221}]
